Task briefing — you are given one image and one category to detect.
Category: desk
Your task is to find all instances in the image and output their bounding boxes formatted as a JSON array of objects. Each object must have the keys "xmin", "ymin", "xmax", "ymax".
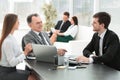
[{"xmin": 25, "ymin": 60, "xmax": 120, "ymax": 80}]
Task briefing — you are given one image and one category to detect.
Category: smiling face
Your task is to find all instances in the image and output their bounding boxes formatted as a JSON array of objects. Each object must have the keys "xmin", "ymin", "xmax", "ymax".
[
  {"xmin": 70, "ymin": 18, "xmax": 74, "ymax": 25},
  {"xmin": 13, "ymin": 19, "xmax": 19, "ymax": 30},
  {"xmin": 92, "ymin": 18, "xmax": 100, "ymax": 32},
  {"xmin": 62, "ymin": 14, "xmax": 69, "ymax": 22},
  {"xmin": 11, "ymin": 18, "xmax": 19, "ymax": 33},
  {"xmin": 92, "ymin": 18, "xmax": 105, "ymax": 32},
  {"xmin": 29, "ymin": 16, "xmax": 43, "ymax": 32}
]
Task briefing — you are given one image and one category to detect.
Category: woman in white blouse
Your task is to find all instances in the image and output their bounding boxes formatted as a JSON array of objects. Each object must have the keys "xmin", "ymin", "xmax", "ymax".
[
  {"xmin": 51, "ymin": 16, "xmax": 78, "ymax": 43},
  {"xmin": 0, "ymin": 14, "xmax": 37, "ymax": 80}
]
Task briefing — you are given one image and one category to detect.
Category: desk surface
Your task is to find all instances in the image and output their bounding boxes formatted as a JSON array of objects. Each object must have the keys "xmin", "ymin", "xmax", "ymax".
[{"xmin": 26, "ymin": 60, "xmax": 120, "ymax": 80}]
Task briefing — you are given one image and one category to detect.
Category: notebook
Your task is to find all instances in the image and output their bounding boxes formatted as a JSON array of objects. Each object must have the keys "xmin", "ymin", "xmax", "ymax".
[{"xmin": 32, "ymin": 44, "xmax": 57, "ymax": 64}]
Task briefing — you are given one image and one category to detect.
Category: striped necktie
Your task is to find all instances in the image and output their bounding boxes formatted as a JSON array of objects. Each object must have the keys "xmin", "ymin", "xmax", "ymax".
[
  {"xmin": 59, "ymin": 21, "xmax": 64, "ymax": 30},
  {"xmin": 39, "ymin": 32, "xmax": 46, "ymax": 45}
]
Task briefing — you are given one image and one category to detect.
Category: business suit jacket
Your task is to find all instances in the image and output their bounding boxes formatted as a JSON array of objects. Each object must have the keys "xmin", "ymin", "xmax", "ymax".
[
  {"xmin": 83, "ymin": 29, "xmax": 120, "ymax": 70},
  {"xmin": 49, "ymin": 20, "xmax": 71, "ymax": 37},
  {"xmin": 55, "ymin": 20, "xmax": 71, "ymax": 33},
  {"xmin": 22, "ymin": 30, "xmax": 51, "ymax": 50}
]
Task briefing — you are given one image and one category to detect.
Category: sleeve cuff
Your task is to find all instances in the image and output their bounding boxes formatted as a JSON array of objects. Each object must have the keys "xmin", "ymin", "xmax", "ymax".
[
  {"xmin": 90, "ymin": 54, "xmax": 94, "ymax": 58},
  {"xmin": 89, "ymin": 57, "xmax": 93, "ymax": 63},
  {"xmin": 18, "ymin": 53, "xmax": 26, "ymax": 63}
]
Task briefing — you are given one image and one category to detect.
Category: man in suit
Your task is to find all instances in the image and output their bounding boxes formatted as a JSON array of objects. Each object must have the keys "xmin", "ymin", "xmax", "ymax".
[
  {"xmin": 22, "ymin": 13, "xmax": 66, "ymax": 57},
  {"xmin": 49, "ymin": 12, "xmax": 71, "ymax": 37},
  {"xmin": 76, "ymin": 12, "xmax": 120, "ymax": 70}
]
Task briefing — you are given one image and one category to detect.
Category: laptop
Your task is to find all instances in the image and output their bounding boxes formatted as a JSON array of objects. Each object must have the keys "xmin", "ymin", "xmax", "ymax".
[{"xmin": 32, "ymin": 44, "xmax": 57, "ymax": 64}]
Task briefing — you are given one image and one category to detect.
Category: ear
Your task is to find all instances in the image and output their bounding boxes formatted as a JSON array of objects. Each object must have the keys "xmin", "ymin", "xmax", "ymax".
[
  {"xmin": 100, "ymin": 23, "xmax": 105, "ymax": 28},
  {"xmin": 28, "ymin": 23, "xmax": 31, "ymax": 28}
]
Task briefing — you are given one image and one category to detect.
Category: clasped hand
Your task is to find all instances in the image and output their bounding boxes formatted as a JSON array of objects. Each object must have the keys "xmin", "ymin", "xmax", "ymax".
[{"xmin": 76, "ymin": 56, "xmax": 89, "ymax": 63}]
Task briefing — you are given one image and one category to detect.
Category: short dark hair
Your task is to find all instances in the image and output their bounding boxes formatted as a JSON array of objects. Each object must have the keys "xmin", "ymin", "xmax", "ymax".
[
  {"xmin": 27, "ymin": 13, "xmax": 39, "ymax": 24},
  {"xmin": 63, "ymin": 12, "xmax": 70, "ymax": 18},
  {"xmin": 93, "ymin": 12, "xmax": 111, "ymax": 29},
  {"xmin": 72, "ymin": 16, "xmax": 78, "ymax": 25}
]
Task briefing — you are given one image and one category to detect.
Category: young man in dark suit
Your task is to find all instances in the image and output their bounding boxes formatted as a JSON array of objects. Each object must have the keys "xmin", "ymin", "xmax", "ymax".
[
  {"xmin": 49, "ymin": 12, "xmax": 71, "ymax": 37},
  {"xmin": 76, "ymin": 12, "xmax": 120, "ymax": 70}
]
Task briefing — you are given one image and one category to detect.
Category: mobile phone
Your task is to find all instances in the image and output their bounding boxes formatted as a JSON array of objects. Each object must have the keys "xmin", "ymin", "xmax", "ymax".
[
  {"xmin": 68, "ymin": 66, "xmax": 76, "ymax": 70},
  {"xmin": 76, "ymin": 66, "xmax": 86, "ymax": 69}
]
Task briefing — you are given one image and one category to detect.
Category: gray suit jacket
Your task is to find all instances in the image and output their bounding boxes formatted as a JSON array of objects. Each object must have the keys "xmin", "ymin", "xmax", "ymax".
[{"xmin": 22, "ymin": 30, "xmax": 51, "ymax": 50}]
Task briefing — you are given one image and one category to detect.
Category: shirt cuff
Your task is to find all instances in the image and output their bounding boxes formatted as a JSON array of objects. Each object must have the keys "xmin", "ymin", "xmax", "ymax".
[
  {"xmin": 89, "ymin": 54, "xmax": 94, "ymax": 58},
  {"xmin": 89, "ymin": 57, "xmax": 93, "ymax": 63},
  {"xmin": 18, "ymin": 52, "xmax": 26, "ymax": 63}
]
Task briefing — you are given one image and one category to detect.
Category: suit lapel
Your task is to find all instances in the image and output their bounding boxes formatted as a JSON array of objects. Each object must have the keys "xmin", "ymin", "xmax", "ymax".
[
  {"xmin": 42, "ymin": 32, "xmax": 51, "ymax": 45},
  {"xmin": 30, "ymin": 30, "xmax": 43, "ymax": 44},
  {"xmin": 102, "ymin": 29, "xmax": 109, "ymax": 54}
]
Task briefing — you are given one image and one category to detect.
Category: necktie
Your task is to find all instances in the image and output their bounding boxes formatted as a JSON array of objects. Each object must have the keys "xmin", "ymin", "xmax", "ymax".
[
  {"xmin": 97, "ymin": 36, "xmax": 101, "ymax": 56},
  {"xmin": 39, "ymin": 32, "xmax": 46, "ymax": 45},
  {"xmin": 59, "ymin": 21, "xmax": 64, "ymax": 30},
  {"xmin": 99, "ymin": 36, "xmax": 102, "ymax": 56}
]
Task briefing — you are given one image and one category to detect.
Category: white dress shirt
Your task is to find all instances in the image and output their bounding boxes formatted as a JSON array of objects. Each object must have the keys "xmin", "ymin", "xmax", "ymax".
[
  {"xmin": 59, "ymin": 21, "xmax": 64, "ymax": 30},
  {"xmin": 0, "ymin": 34, "xmax": 26, "ymax": 67},
  {"xmin": 63, "ymin": 25, "xmax": 78, "ymax": 38},
  {"xmin": 89, "ymin": 29, "xmax": 107, "ymax": 63},
  {"xmin": 99, "ymin": 30, "xmax": 107, "ymax": 56}
]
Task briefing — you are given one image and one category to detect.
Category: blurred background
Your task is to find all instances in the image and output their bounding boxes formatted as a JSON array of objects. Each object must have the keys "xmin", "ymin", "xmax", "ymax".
[{"xmin": 0, "ymin": 0, "xmax": 120, "ymax": 43}]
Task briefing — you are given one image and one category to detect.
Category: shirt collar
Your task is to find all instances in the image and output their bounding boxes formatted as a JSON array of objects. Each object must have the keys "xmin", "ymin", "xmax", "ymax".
[
  {"xmin": 32, "ymin": 30, "xmax": 40, "ymax": 36},
  {"xmin": 98, "ymin": 29, "xmax": 107, "ymax": 39}
]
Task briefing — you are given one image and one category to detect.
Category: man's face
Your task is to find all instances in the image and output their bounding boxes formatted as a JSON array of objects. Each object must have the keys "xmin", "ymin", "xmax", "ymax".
[
  {"xmin": 92, "ymin": 18, "xmax": 101, "ymax": 32},
  {"xmin": 62, "ymin": 15, "xmax": 68, "ymax": 21},
  {"xmin": 29, "ymin": 16, "xmax": 43, "ymax": 32}
]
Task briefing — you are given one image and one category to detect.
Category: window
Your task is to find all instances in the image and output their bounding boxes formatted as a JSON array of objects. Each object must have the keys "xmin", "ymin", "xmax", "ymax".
[
  {"xmin": 52, "ymin": 0, "xmax": 94, "ymax": 26},
  {"xmin": 73, "ymin": 0, "xmax": 94, "ymax": 26},
  {"xmin": 0, "ymin": 0, "xmax": 45, "ymax": 29},
  {"xmin": 0, "ymin": 0, "xmax": 94, "ymax": 29},
  {"xmin": 0, "ymin": 0, "xmax": 9, "ymax": 29},
  {"xmin": 52, "ymin": 0, "xmax": 69, "ymax": 20},
  {"xmin": 99, "ymin": 0, "xmax": 120, "ymax": 37}
]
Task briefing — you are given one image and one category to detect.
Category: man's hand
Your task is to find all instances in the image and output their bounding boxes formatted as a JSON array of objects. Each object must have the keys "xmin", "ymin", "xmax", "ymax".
[
  {"xmin": 76, "ymin": 56, "xmax": 89, "ymax": 63},
  {"xmin": 57, "ymin": 49, "xmax": 67, "ymax": 56}
]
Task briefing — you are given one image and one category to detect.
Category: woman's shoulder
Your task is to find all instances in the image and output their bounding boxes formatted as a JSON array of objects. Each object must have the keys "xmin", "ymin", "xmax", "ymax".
[
  {"xmin": 72, "ymin": 25, "xmax": 78, "ymax": 27},
  {"xmin": 3, "ymin": 35, "xmax": 14, "ymax": 45},
  {"xmin": 73, "ymin": 25, "xmax": 78, "ymax": 29}
]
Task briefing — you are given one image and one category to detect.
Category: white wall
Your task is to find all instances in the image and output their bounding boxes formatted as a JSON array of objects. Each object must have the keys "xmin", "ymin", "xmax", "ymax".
[{"xmin": 13, "ymin": 29, "xmax": 30, "ymax": 45}]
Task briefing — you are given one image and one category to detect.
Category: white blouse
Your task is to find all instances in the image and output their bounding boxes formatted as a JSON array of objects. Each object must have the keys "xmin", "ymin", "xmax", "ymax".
[
  {"xmin": 0, "ymin": 34, "xmax": 26, "ymax": 67},
  {"xmin": 63, "ymin": 25, "xmax": 78, "ymax": 38}
]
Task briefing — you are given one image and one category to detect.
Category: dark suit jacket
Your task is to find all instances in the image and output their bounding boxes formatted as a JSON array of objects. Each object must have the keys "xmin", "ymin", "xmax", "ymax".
[
  {"xmin": 83, "ymin": 29, "xmax": 120, "ymax": 70},
  {"xmin": 22, "ymin": 30, "xmax": 51, "ymax": 50},
  {"xmin": 49, "ymin": 20, "xmax": 71, "ymax": 37},
  {"xmin": 55, "ymin": 20, "xmax": 71, "ymax": 33}
]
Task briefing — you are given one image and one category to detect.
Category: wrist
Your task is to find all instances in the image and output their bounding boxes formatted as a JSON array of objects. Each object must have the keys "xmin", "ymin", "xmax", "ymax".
[
  {"xmin": 89, "ymin": 57, "xmax": 93, "ymax": 63},
  {"xmin": 24, "ymin": 51, "xmax": 28, "ymax": 56}
]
